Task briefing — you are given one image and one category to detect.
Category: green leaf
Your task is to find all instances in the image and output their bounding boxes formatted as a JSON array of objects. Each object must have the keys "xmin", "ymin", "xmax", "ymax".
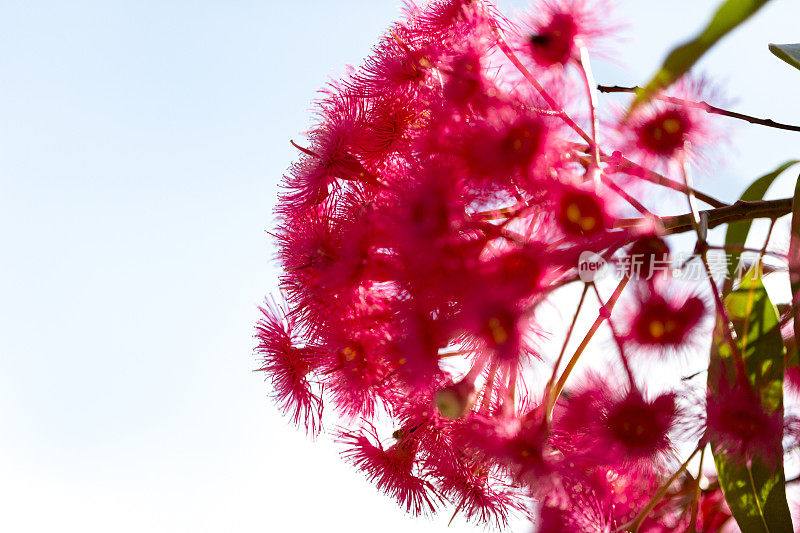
[
  {"xmin": 708, "ymin": 265, "xmax": 793, "ymax": 532},
  {"xmin": 770, "ymin": 43, "xmax": 800, "ymax": 71},
  {"xmin": 789, "ymin": 175, "xmax": 800, "ymax": 368},
  {"xmin": 723, "ymin": 160, "xmax": 800, "ymax": 293},
  {"xmin": 633, "ymin": 0, "xmax": 771, "ymax": 108}
]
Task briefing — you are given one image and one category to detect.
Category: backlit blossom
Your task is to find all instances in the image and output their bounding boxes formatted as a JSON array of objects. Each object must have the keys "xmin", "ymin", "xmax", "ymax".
[{"xmin": 257, "ymin": 0, "xmax": 794, "ymax": 529}]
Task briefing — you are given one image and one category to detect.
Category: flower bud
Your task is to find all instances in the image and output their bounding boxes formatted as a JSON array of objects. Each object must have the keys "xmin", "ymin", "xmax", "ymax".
[{"xmin": 435, "ymin": 379, "xmax": 475, "ymax": 419}]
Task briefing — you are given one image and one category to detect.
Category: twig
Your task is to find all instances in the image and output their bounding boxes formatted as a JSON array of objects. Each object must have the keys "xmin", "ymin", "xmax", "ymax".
[
  {"xmin": 601, "ymin": 173, "xmax": 656, "ymax": 218},
  {"xmin": 687, "ymin": 447, "xmax": 706, "ymax": 533},
  {"xmin": 598, "ymin": 84, "xmax": 800, "ymax": 133},
  {"xmin": 606, "ymin": 154, "xmax": 728, "ymax": 208},
  {"xmin": 617, "ymin": 447, "xmax": 702, "ymax": 532},
  {"xmin": 547, "ymin": 277, "xmax": 629, "ymax": 417},
  {"xmin": 544, "ymin": 284, "xmax": 590, "ymax": 416},
  {"xmin": 680, "ymin": 159, "xmax": 745, "ymax": 376},
  {"xmin": 614, "ymin": 198, "xmax": 793, "ymax": 235},
  {"xmin": 578, "ymin": 46, "xmax": 602, "ymax": 176}
]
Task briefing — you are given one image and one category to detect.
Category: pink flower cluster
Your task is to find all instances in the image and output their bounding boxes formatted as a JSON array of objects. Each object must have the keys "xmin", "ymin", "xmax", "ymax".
[{"xmin": 256, "ymin": 0, "xmax": 789, "ymax": 530}]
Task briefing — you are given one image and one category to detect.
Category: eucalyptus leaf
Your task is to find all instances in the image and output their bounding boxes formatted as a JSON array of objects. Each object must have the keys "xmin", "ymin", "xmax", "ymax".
[
  {"xmin": 770, "ymin": 43, "xmax": 800, "ymax": 71},
  {"xmin": 708, "ymin": 266, "xmax": 793, "ymax": 532},
  {"xmin": 723, "ymin": 160, "xmax": 800, "ymax": 294},
  {"xmin": 633, "ymin": 0, "xmax": 771, "ymax": 108},
  {"xmin": 789, "ymin": 174, "xmax": 800, "ymax": 369}
]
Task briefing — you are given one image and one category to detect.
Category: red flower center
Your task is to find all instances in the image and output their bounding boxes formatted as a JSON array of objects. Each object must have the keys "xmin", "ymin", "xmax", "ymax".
[
  {"xmin": 408, "ymin": 190, "xmax": 452, "ymax": 240},
  {"xmin": 500, "ymin": 120, "xmax": 544, "ymax": 166},
  {"xmin": 719, "ymin": 404, "xmax": 764, "ymax": 442},
  {"xmin": 489, "ymin": 249, "xmax": 543, "ymax": 294},
  {"xmin": 557, "ymin": 190, "xmax": 605, "ymax": 236},
  {"xmin": 632, "ymin": 296, "xmax": 703, "ymax": 346},
  {"xmin": 637, "ymin": 109, "xmax": 691, "ymax": 157},
  {"xmin": 528, "ymin": 13, "xmax": 579, "ymax": 66},
  {"xmin": 338, "ymin": 342, "xmax": 366, "ymax": 368},
  {"xmin": 605, "ymin": 395, "xmax": 673, "ymax": 452},
  {"xmin": 481, "ymin": 311, "xmax": 516, "ymax": 347},
  {"xmin": 628, "ymin": 235, "xmax": 670, "ymax": 280}
]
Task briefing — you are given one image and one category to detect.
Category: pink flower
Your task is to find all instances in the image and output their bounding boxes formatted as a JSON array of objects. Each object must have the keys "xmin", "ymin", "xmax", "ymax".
[
  {"xmin": 537, "ymin": 462, "xmax": 663, "ymax": 532},
  {"xmin": 457, "ymin": 104, "xmax": 554, "ymax": 188},
  {"xmin": 346, "ymin": 24, "xmax": 442, "ymax": 99},
  {"xmin": 601, "ymin": 390, "xmax": 678, "ymax": 463},
  {"xmin": 276, "ymin": 202, "xmax": 377, "ymax": 328},
  {"xmin": 404, "ymin": 0, "xmax": 495, "ymax": 43},
  {"xmin": 320, "ymin": 327, "xmax": 393, "ymax": 419},
  {"xmin": 625, "ymin": 234, "xmax": 670, "ymax": 282},
  {"xmin": 257, "ymin": 0, "xmax": 788, "ymax": 528},
  {"xmin": 553, "ymin": 184, "xmax": 612, "ymax": 237},
  {"xmin": 281, "ymin": 95, "xmax": 377, "ymax": 208},
  {"xmin": 705, "ymin": 377, "xmax": 784, "ymax": 464},
  {"xmin": 339, "ymin": 423, "xmax": 439, "ymax": 515},
  {"xmin": 255, "ymin": 301, "xmax": 323, "ymax": 434},
  {"xmin": 515, "ymin": 0, "xmax": 613, "ymax": 69},
  {"xmin": 620, "ymin": 78, "xmax": 720, "ymax": 168},
  {"xmin": 430, "ymin": 456, "xmax": 527, "ymax": 529},
  {"xmin": 357, "ymin": 91, "xmax": 421, "ymax": 165},
  {"xmin": 441, "ymin": 47, "xmax": 493, "ymax": 111},
  {"xmin": 626, "ymin": 290, "xmax": 706, "ymax": 352},
  {"xmin": 388, "ymin": 305, "xmax": 448, "ymax": 390},
  {"xmin": 450, "ymin": 278, "xmax": 540, "ymax": 363},
  {"xmin": 552, "ymin": 376, "xmax": 679, "ymax": 469}
]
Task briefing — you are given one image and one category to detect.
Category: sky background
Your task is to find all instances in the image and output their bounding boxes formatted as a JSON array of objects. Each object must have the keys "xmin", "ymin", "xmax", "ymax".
[{"xmin": 1, "ymin": 1, "xmax": 799, "ymax": 531}]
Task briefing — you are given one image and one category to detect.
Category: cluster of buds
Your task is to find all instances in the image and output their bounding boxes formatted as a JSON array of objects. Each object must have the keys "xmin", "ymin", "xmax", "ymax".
[{"xmin": 257, "ymin": 0, "xmax": 798, "ymax": 530}]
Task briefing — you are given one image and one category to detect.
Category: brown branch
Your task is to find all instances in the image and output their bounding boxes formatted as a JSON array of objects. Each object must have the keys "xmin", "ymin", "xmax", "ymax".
[
  {"xmin": 615, "ymin": 198, "xmax": 793, "ymax": 235},
  {"xmin": 598, "ymin": 85, "xmax": 800, "ymax": 133}
]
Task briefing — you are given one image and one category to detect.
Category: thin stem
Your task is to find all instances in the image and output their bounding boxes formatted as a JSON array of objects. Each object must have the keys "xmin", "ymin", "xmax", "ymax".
[
  {"xmin": 601, "ymin": 173, "xmax": 656, "ymax": 217},
  {"xmin": 290, "ymin": 139, "xmax": 320, "ymax": 157},
  {"xmin": 688, "ymin": 447, "xmax": 706, "ymax": 533},
  {"xmin": 504, "ymin": 360, "xmax": 520, "ymax": 415},
  {"xmin": 598, "ymin": 84, "xmax": 800, "ymax": 133},
  {"xmin": 761, "ymin": 219, "xmax": 777, "ymax": 259},
  {"xmin": 438, "ymin": 349, "xmax": 474, "ymax": 358},
  {"xmin": 681, "ymin": 158, "xmax": 704, "ymax": 232},
  {"xmin": 780, "ymin": 305, "xmax": 798, "ymax": 328},
  {"xmin": 572, "ymin": 151, "xmax": 656, "ymax": 217},
  {"xmin": 464, "ymin": 353, "xmax": 490, "ymax": 385},
  {"xmin": 709, "ymin": 244, "xmax": 786, "ymax": 260},
  {"xmin": 474, "ymin": 202, "xmax": 528, "ymax": 221},
  {"xmin": 548, "ymin": 277, "xmax": 629, "ymax": 416},
  {"xmin": 578, "ymin": 46, "xmax": 602, "ymax": 176},
  {"xmin": 591, "ymin": 282, "xmax": 635, "ymax": 387},
  {"xmin": 737, "ymin": 220, "xmax": 777, "ymax": 358},
  {"xmin": 544, "ymin": 284, "xmax": 590, "ymax": 407},
  {"xmin": 618, "ymin": 447, "xmax": 702, "ymax": 532},
  {"xmin": 490, "ymin": 22, "xmax": 593, "ymax": 144},
  {"xmin": 447, "ymin": 498, "xmax": 467, "ymax": 527},
  {"xmin": 480, "ymin": 363, "xmax": 499, "ymax": 410},
  {"xmin": 701, "ymin": 246, "xmax": 747, "ymax": 378},
  {"xmin": 606, "ymin": 155, "xmax": 728, "ymax": 208},
  {"xmin": 680, "ymin": 160, "xmax": 746, "ymax": 374},
  {"xmin": 682, "ymin": 369, "xmax": 707, "ymax": 381}
]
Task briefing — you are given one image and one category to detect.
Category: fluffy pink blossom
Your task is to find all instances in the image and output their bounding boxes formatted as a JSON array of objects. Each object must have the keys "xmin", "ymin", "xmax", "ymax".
[
  {"xmin": 339, "ymin": 423, "xmax": 439, "ymax": 514},
  {"xmin": 255, "ymin": 301, "xmax": 323, "ymax": 434},
  {"xmin": 257, "ymin": 0, "xmax": 795, "ymax": 529},
  {"xmin": 705, "ymin": 377, "xmax": 784, "ymax": 464}
]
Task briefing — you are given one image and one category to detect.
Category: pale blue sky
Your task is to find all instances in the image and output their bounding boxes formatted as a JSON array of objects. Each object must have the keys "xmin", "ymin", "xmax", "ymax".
[{"xmin": 0, "ymin": 1, "xmax": 798, "ymax": 532}]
